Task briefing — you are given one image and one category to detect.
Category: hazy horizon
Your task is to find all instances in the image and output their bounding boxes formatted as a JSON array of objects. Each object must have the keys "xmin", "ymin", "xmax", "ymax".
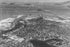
[
  {"xmin": 1, "ymin": 0, "xmax": 70, "ymax": 20},
  {"xmin": 1, "ymin": 0, "xmax": 70, "ymax": 3}
]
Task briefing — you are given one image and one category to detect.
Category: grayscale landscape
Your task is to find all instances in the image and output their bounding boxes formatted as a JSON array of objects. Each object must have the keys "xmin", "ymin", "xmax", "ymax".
[{"xmin": 0, "ymin": 0, "xmax": 70, "ymax": 47}]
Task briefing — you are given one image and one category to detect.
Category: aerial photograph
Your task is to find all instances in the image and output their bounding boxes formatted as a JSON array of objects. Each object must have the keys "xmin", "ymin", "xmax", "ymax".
[{"xmin": 0, "ymin": 0, "xmax": 70, "ymax": 47}]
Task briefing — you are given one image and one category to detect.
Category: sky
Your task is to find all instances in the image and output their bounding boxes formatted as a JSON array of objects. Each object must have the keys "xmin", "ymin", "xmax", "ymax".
[{"xmin": 1, "ymin": 0, "xmax": 70, "ymax": 3}]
